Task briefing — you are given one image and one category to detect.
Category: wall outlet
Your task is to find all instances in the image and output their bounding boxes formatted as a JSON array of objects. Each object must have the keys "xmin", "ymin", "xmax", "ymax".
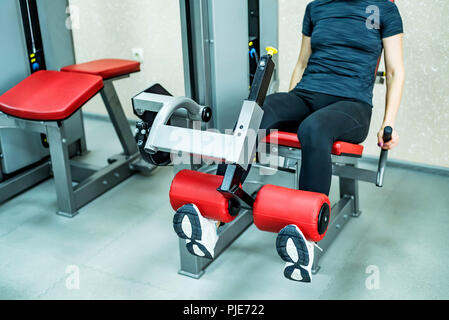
[{"xmin": 132, "ymin": 48, "xmax": 144, "ymax": 63}]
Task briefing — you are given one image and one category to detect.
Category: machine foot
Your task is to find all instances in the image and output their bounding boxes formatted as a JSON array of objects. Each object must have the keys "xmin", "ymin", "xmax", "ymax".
[
  {"xmin": 352, "ymin": 210, "xmax": 362, "ymax": 218},
  {"xmin": 178, "ymin": 269, "xmax": 205, "ymax": 279},
  {"xmin": 56, "ymin": 210, "xmax": 79, "ymax": 218}
]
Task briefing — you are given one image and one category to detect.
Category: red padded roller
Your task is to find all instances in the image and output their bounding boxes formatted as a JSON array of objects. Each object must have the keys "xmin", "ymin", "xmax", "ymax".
[
  {"xmin": 253, "ymin": 184, "xmax": 331, "ymax": 242},
  {"xmin": 169, "ymin": 170, "xmax": 237, "ymax": 223}
]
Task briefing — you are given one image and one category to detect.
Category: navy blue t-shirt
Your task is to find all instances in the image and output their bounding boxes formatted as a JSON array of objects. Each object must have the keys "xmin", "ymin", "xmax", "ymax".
[{"xmin": 296, "ymin": 0, "xmax": 403, "ymax": 106}]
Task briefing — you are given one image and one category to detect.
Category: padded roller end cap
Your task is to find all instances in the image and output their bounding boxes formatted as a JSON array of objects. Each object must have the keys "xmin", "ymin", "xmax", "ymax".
[{"xmin": 202, "ymin": 107, "xmax": 212, "ymax": 123}]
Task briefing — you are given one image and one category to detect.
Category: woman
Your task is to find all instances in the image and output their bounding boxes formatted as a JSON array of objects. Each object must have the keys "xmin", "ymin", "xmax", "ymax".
[{"xmin": 174, "ymin": 0, "xmax": 405, "ymax": 283}]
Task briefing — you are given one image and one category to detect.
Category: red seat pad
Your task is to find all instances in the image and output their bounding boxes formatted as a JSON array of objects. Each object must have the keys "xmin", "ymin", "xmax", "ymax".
[
  {"xmin": 263, "ymin": 131, "xmax": 363, "ymax": 157},
  {"xmin": 253, "ymin": 184, "xmax": 331, "ymax": 242},
  {"xmin": 0, "ymin": 70, "xmax": 103, "ymax": 121},
  {"xmin": 169, "ymin": 170, "xmax": 237, "ymax": 223},
  {"xmin": 61, "ymin": 59, "xmax": 140, "ymax": 79}
]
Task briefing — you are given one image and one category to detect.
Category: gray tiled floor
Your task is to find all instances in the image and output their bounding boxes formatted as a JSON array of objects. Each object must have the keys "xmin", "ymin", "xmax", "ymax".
[{"xmin": 0, "ymin": 117, "xmax": 448, "ymax": 300}]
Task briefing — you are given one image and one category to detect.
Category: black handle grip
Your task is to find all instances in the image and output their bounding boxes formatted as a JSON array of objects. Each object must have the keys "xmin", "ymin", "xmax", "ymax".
[
  {"xmin": 376, "ymin": 126, "xmax": 393, "ymax": 187},
  {"xmin": 383, "ymin": 126, "xmax": 393, "ymax": 143}
]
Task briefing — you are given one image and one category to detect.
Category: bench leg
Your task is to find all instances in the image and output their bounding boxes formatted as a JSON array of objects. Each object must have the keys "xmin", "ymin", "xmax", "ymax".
[
  {"xmin": 46, "ymin": 124, "xmax": 78, "ymax": 217},
  {"xmin": 76, "ymin": 111, "xmax": 88, "ymax": 155},
  {"xmin": 100, "ymin": 82, "xmax": 138, "ymax": 156},
  {"xmin": 339, "ymin": 162, "xmax": 361, "ymax": 217}
]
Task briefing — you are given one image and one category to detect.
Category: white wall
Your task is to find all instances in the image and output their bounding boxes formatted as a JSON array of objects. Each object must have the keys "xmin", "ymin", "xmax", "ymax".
[
  {"xmin": 69, "ymin": 0, "xmax": 185, "ymax": 119},
  {"xmin": 70, "ymin": 0, "xmax": 449, "ymax": 168}
]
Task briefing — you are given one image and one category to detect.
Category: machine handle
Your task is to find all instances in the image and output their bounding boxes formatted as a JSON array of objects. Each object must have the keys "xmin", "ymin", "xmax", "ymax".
[
  {"xmin": 383, "ymin": 126, "xmax": 393, "ymax": 143},
  {"xmin": 376, "ymin": 126, "xmax": 393, "ymax": 187}
]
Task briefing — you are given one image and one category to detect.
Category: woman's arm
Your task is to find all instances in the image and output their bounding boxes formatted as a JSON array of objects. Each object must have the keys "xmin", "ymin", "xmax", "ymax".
[
  {"xmin": 288, "ymin": 35, "xmax": 312, "ymax": 91},
  {"xmin": 377, "ymin": 33, "xmax": 405, "ymax": 150}
]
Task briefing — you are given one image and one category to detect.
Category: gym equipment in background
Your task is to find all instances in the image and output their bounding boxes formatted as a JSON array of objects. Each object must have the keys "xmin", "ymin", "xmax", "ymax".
[
  {"xmin": 0, "ymin": 57, "xmax": 149, "ymax": 217},
  {"xmin": 0, "ymin": 0, "xmax": 87, "ymax": 203}
]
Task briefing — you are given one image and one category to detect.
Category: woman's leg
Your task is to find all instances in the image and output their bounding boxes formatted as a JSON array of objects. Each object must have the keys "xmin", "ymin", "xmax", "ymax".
[
  {"xmin": 297, "ymin": 100, "xmax": 372, "ymax": 195},
  {"xmin": 276, "ymin": 100, "xmax": 371, "ymax": 282}
]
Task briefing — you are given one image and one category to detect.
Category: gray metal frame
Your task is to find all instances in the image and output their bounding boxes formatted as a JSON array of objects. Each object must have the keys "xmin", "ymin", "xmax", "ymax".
[
  {"xmin": 0, "ymin": 76, "xmax": 140, "ymax": 217},
  {"xmin": 179, "ymin": 0, "xmax": 263, "ymax": 132},
  {"xmin": 144, "ymin": 96, "xmax": 263, "ymax": 170}
]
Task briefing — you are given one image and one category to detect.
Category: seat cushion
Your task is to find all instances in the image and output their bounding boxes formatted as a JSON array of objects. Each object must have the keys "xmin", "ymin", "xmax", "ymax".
[
  {"xmin": 263, "ymin": 131, "xmax": 364, "ymax": 157},
  {"xmin": 61, "ymin": 59, "xmax": 140, "ymax": 79},
  {"xmin": 0, "ymin": 70, "xmax": 103, "ymax": 121}
]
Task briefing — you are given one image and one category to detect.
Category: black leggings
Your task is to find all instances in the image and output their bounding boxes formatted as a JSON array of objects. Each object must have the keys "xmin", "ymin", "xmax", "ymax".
[{"xmin": 219, "ymin": 89, "xmax": 372, "ymax": 196}]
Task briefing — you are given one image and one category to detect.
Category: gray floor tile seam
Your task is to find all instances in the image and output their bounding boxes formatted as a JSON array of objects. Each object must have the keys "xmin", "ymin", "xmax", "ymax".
[
  {"xmin": 79, "ymin": 263, "xmax": 168, "ymax": 295},
  {"xmin": 0, "ymin": 217, "xmax": 125, "ymax": 266},
  {"xmin": 0, "ymin": 242, "xmax": 74, "ymax": 299},
  {"xmin": 0, "ymin": 217, "xmax": 33, "ymax": 239},
  {"xmin": 34, "ymin": 272, "xmax": 72, "ymax": 300},
  {"xmin": 80, "ymin": 209, "xmax": 164, "ymax": 273},
  {"xmin": 0, "ymin": 237, "xmax": 83, "ymax": 277}
]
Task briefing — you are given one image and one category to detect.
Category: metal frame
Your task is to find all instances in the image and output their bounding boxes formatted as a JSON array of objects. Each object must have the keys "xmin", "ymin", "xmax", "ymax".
[
  {"xmin": 0, "ymin": 111, "xmax": 86, "ymax": 204},
  {"xmin": 144, "ymin": 97, "xmax": 263, "ymax": 170},
  {"xmin": 0, "ymin": 76, "xmax": 141, "ymax": 217}
]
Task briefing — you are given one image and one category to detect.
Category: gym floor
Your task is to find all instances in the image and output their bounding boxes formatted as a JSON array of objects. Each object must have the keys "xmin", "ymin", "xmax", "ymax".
[{"xmin": 0, "ymin": 117, "xmax": 447, "ymax": 300}]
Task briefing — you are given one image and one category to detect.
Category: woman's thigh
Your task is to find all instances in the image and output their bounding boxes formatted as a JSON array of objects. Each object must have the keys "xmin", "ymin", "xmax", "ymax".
[
  {"xmin": 299, "ymin": 100, "xmax": 372, "ymax": 144},
  {"xmin": 260, "ymin": 92, "xmax": 311, "ymax": 132}
]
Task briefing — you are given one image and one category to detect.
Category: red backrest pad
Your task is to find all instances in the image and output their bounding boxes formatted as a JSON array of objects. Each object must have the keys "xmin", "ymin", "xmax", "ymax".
[
  {"xmin": 61, "ymin": 59, "xmax": 140, "ymax": 79},
  {"xmin": 0, "ymin": 70, "xmax": 103, "ymax": 121}
]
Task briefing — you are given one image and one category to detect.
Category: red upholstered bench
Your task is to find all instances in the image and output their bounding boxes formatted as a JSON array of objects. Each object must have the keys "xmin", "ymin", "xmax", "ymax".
[
  {"xmin": 0, "ymin": 70, "xmax": 103, "ymax": 121},
  {"xmin": 263, "ymin": 131, "xmax": 364, "ymax": 158},
  {"xmin": 61, "ymin": 58, "xmax": 140, "ymax": 79},
  {"xmin": 0, "ymin": 59, "xmax": 141, "ymax": 217}
]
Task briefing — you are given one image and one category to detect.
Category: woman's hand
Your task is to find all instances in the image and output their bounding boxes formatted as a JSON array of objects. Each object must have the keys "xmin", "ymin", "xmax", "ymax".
[{"xmin": 377, "ymin": 126, "xmax": 399, "ymax": 150}]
